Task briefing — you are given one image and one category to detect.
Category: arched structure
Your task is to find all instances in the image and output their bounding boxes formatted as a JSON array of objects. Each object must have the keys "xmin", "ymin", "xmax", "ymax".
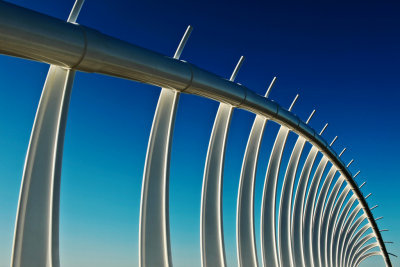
[{"xmin": 0, "ymin": 1, "xmax": 394, "ymax": 266}]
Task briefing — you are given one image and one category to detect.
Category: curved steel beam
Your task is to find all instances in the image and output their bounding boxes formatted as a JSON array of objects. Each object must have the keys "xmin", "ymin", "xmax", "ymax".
[
  {"xmin": 312, "ymin": 164, "xmax": 337, "ymax": 267},
  {"xmin": 291, "ymin": 144, "xmax": 319, "ymax": 267},
  {"xmin": 332, "ymin": 194, "xmax": 357, "ymax": 267},
  {"xmin": 139, "ymin": 26, "xmax": 192, "ymax": 267},
  {"xmin": 11, "ymin": 2, "xmax": 84, "ymax": 266},
  {"xmin": 236, "ymin": 77, "xmax": 276, "ymax": 267},
  {"xmin": 277, "ymin": 134, "xmax": 308, "ymax": 267},
  {"xmin": 348, "ymin": 232, "xmax": 374, "ymax": 267},
  {"xmin": 320, "ymin": 175, "xmax": 345, "ymax": 267},
  {"xmin": 303, "ymin": 155, "xmax": 329, "ymax": 267},
  {"xmin": 347, "ymin": 224, "xmax": 372, "ymax": 267},
  {"xmin": 0, "ymin": 3, "xmax": 391, "ymax": 265},
  {"xmin": 200, "ymin": 57, "xmax": 244, "ymax": 267},
  {"xmin": 353, "ymin": 245, "xmax": 380, "ymax": 267},
  {"xmin": 327, "ymin": 185, "xmax": 351, "ymax": 267},
  {"xmin": 342, "ymin": 216, "xmax": 369, "ymax": 267},
  {"xmin": 339, "ymin": 210, "xmax": 365, "ymax": 267}
]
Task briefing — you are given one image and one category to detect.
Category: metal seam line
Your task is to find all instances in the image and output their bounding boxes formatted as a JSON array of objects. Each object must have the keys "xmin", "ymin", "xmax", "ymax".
[
  {"xmin": 261, "ymin": 94, "xmax": 298, "ymax": 267},
  {"xmin": 0, "ymin": 3, "xmax": 391, "ymax": 265},
  {"xmin": 303, "ymin": 155, "xmax": 329, "ymax": 267},
  {"xmin": 11, "ymin": 1, "xmax": 84, "ymax": 266},
  {"xmin": 236, "ymin": 77, "xmax": 276, "ymax": 267},
  {"xmin": 139, "ymin": 25, "xmax": 192, "ymax": 267},
  {"xmin": 311, "ymin": 164, "xmax": 337, "ymax": 267},
  {"xmin": 201, "ymin": 56, "xmax": 244, "ymax": 267},
  {"xmin": 319, "ymin": 175, "xmax": 344, "ymax": 267}
]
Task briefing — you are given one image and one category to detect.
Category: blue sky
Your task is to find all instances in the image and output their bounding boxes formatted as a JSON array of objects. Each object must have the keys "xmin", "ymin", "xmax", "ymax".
[{"xmin": 0, "ymin": 0, "xmax": 399, "ymax": 266}]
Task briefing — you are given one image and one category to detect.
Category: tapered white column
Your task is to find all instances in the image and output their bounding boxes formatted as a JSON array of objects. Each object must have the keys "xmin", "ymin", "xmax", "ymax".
[
  {"xmin": 348, "ymin": 232, "xmax": 374, "ymax": 267},
  {"xmin": 236, "ymin": 77, "xmax": 276, "ymax": 267},
  {"xmin": 312, "ymin": 165, "xmax": 337, "ymax": 267},
  {"xmin": 291, "ymin": 146, "xmax": 318, "ymax": 267},
  {"xmin": 319, "ymin": 175, "xmax": 344, "ymax": 267},
  {"xmin": 302, "ymin": 156, "xmax": 328, "ymax": 267},
  {"xmin": 353, "ymin": 247, "xmax": 381, "ymax": 267},
  {"xmin": 139, "ymin": 26, "xmax": 192, "ymax": 267},
  {"xmin": 201, "ymin": 57, "xmax": 244, "ymax": 267},
  {"xmin": 331, "ymin": 194, "xmax": 357, "ymax": 267},
  {"xmin": 341, "ymin": 214, "xmax": 368, "ymax": 267},
  {"xmin": 11, "ymin": 2, "xmax": 84, "ymax": 266},
  {"xmin": 277, "ymin": 136, "xmax": 306, "ymax": 267},
  {"xmin": 261, "ymin": 95, "xmax": 298, "ymax": 267}
]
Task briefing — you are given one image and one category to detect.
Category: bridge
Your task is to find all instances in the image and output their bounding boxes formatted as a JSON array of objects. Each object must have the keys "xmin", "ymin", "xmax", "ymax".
[{"xmin": 0, "ymin": 0, "xmax": 395, "ymax": 266}]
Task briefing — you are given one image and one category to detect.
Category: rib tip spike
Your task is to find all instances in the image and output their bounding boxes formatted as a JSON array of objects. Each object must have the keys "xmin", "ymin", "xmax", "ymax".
[
  {"xmin": 365, "ymin": 193, "xmax": 372, "ymax": 199},
  {"xmin": 359, "ymin": 181, "xmax": 366, "ymax": 189},
  {"xmin": 67, "ymin": 0, "xmax": 85, "ymax": 23},
  {"xmin": 173, "ymin": 25, "xmax": 193, "ymax": 59},
  {"xmin": 388, "ymin": 253, "xmax": 398, "ymax": 258},
  {"xmin": 288, "ymin": 94, "xmax": 299, "ymax": 111},
  {"xmin": 319, "ymin": 123, "xmax": 328, "ymax": 135},
  {"xmin": 375, "ymin": 216, "xmax": 383, "ymax": 221},
  {"xmin": 230, "ymin": 56, "xmax": 245, "ymax": 81},
  {"xmin": 330, "ymin": 136, "xmax": 338, "ymax": 146},
  {"xmin": 384, "ymin": 241, "xmax": 394, "ymax": 244},
  {"xmin": 370, "ymin": 204, "xmax": 378, "ymax": 210},
  {"xmin": 265, "ymin": 76, "xmax": 277, "ymax": 98},
  {"xmin": 306, "ymin": 109, "xmax": 316, "ymax": 124},
  {"xmin": 347, "ymin": 159, "xmax": 354, "ymax": 167},
  {"xmin": 380, "ymin": 229, "xmax": 389, "ymax": 232},
  {"xmin": 353, "ymin": 170, "xmax": 361, "ymax": 178},
  {"xmin": 339, "ymin": 147, "xmax": 347, "ymax": 157}
]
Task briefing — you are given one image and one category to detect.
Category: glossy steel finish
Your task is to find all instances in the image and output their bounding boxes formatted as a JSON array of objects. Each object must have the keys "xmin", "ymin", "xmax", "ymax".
[
  {"xmin": 342, "ymin": 215, "xmax": 368, "ymax": 267},
  {"xmin": 139, "ymin": 26, "xmax": 192, "ymax": 267},
  {"xmin": 260, "ymin": 95, "xmax": 297, "ymax": 267},
  {"xmin": 278, "ymin": 134, "xmax": 307, "ymax": 267},
  {"xmin": 236, "ymin": 77, "xmax": 276, "ymax": 267},
  {"xmin": 0, "ymin": 3, "xmax": 392, "ymax": 266},
  {"xmin": 332, "ymin": 195, "xmax": 357, "ymax": 267},
  {"xmin": 348, "ymin": 232, "xmax": 375, "ymax": 267},
  {"xmin": 11, "ymin": 2, "xmax": 83, "ymax": 266},
  {"xmin": 320, "ymin": 175, "xmax": 345, "ymax": 267},
  {"xmin": 354, "ymin": 251, "xmax": 382, "ymax": 267},
  {"xmin": 292, "ymin": 146, "xmax": 319, "ymax": 267},
  {"xmin": 312, "ymin": 165, "xmax": 337, "ymax": 267},
  {"xmin": 201, "ymin": 57, "xmax": 244, "ymax": 267},
  {"xmin": 261, "ymin": 127, "xmax": 289, "ymax": 267},
  {"xmin": 303, "ymin": 156, "xmax": 329, "ymax": 267},
  {"xmin": 327, "ymin": 185, "xmax": 351, "ymax": 267}
]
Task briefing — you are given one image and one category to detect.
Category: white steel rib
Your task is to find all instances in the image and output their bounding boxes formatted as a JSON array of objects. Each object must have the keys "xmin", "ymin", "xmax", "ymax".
[
  {"xmin": 320, "ymin": 175, "xmax": 345, "ymax": 267},
  {"xmin": 342, "ymin": 215, "xmax": 368, "ymax": 267},
  {"xmin": 327, "ymin": 185, "xmax": 351, "ymax": 267},
  {"xmin": 277, "ymin": 134, "xmax": 307, "ymax": 267},
  {"xmin": 291, "ymin": 146, "xmax": 319, "ymax": 267},
  {"xmin": 332, "ymin": 195, "xmax": 357, "ymax": 267},
  {"xmin": 260, "ymin": 95, "xmax": 298, "ymax": 267},
  {"xmin": 261, "ymin": 126, "xmax": 289, "ymax": 267},
  {"xmin": 200, "ymin": 57, "xmax": 244, "ymax": 267},
  {"xmin": 11, "ymin": 2, "xmax": 83, "ymax": 266},
  {"xmin": 236, "ymin": 77, "xmax": 276, "ymax": 267},
  {"xmin": 338, "ymin": 207, "xmax": 363, "ymax": 267},
  {"xmin": 353, "ymin": 244, "xmax": 380, "ymax": 267},
  {"xmin": 348, "ymin": 232, "xmax": 374, "ymax": 267},
  {"xmin": 312, "ymin": 165, "xmax": 337, "ymax": 267},
  {"xmin": 303, "ymin": 156, "xmax": 329, "ymax": 267},
  {"xmin": 354, "ymin": 251, "xmax": 382, "ymax": 267},
  {"xmin": 139, "ymin": 26, "xmax": 192, "ymax": 267}
]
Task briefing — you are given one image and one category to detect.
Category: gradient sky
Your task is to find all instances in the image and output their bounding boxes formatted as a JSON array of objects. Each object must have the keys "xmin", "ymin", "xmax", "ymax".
[{"xmin": 0, "ymin": 0, "xmax": 399, "ymax": 266}]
